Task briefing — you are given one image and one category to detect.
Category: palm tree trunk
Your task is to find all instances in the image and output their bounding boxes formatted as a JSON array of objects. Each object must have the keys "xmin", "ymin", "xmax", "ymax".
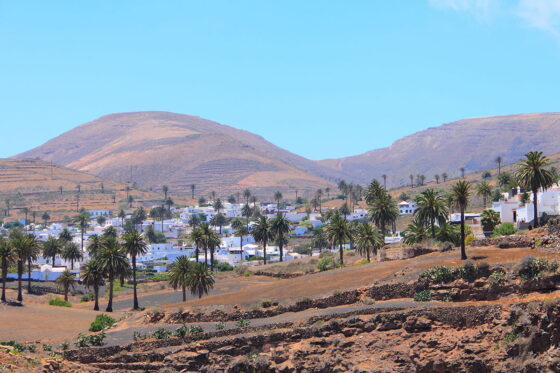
[
  {"xmin": 240, "ymin": 236, "xmax": 243, "ymax": 263},
  {"xmin": 64, "ymin": 286, "xmax": 69, "ymax": 302},
  {"xmin": 182, "ymin": 285, "xmax": 186, "ymax": 302},
  {"xmin": 204, "ymin": 247, "xmax": 208, "ymax": 266},
  {"xmin": 366, "ymin": 247, "xmax": 370, "ymax": 262},
  {"xmin": 106, "ymin": 274, "xmax": 114, "ymax": 312},
  {"xmin": 93, "ymin": 285, "xmax": 99, "ymax": 311},
  {"xmin": 339, "ymin": 242, "xmax": 344, "ymax": 265},
  {"xmin": 195, "ymin": 245, "xmax": 199, "ymax": 263},
  {"xmin": 460, "ymin": 208, "xmax": 467, "ymax": 260},
  {"xmin": 279, "ymin": 242, "xmax": 283, "ymax": 262},
  {"xmin": 17, "ymin": 260, "xmax": 23, "ymax": 302},
  {"xmin": 52, "ymin": 255, "xmax": 56, "ymax": 267},
  {"xmin": 27, "ymin": 258, "xmax": 32, "ymax": 293},
  {"xmin": 81, "ymin": 229, "xmax": 84, "ymax": 254},
  {"xmin": 1, "ymin": 260, "xmax": 7, "ymax": 302},
  {"xmin": 210, "ymin": 247, "xmax": 215, "ymax": 271},
  {"xmin": 263, "ymin": 242, "xmax": 267, "ymax": 265},
  {"xmin": 431, "ymin": 218, "xmax": 436, "ymax": 238},
  {"xmin": 533, "ymin": 190, "xmax": 539, "ymax": 227},
  {"xmin": 132, "ymin": 256, "xmax": 139, "ymax": 310}
]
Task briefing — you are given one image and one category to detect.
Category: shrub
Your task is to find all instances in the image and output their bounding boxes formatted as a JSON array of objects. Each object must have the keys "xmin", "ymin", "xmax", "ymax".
[
  {"xmin": 88, "ymin": 332, "xmax": 106, "ymax": 346},
  {"xmin": 414, "ymin": 290, "xmax": 432, "ymax": 302},
  {"xmin": 152, "ymin": 328, "xmax": 172, "ymax": 339},
  {"xmin": 236, "ymin": 318, "xmax": 251, "ymax": 328},
  {"xmin": 190, "ymin": 325, "xmax": 203, "ymax": 334},
  {"xmin": 465, "ymin": 234, "xmax": 475, "ymax": 246},
  {"xmin": 133, "ymin": 331, "xmax": 149, "ymax": 341},
  {"xmin": 354, "ymin": 259, "xmax": 369, "ymax": 266},
  {"xmin": 173, "ymin": 325, "xmax": 189, "ymax": 339},
  {"xmin": 459, "ymin": 260, "xmax": 478, "ymax": 282},
  {"xmin": 489, "ymin": 270, "xmax": 507, "ymax": 288},
  {"xmin": 516, "ymin": 256, "xmax": 558, "ymax": 280},
  {"xmin": 80, "ymin": 291, "xmax": 95, "ymax": 302},
  {"xmin": 59, "ymin": 342, "xmax": 69, "ymax": 351},
  {"xmin": 0, "ymin": 341, "xmax": 26, "ymax": 352},
  {"xmin": 42, "ymin": 344, "xmax": 52, "ymax": 352},
  {"xmin": 317, "ymin": 256, "xmax": 339, "ymax": 271},
  {"xmin": 216, "ymin": 262, "xmax": 234, "ymax": 271},
  {"xmin": 418, "ymin": 266, "xmax": 457, "ymax": 284},
  {"xmin": 439, "ymin": 241, "xmax": 454, "ymax": 252},
  {"xmin": 49, "ymin": 298, "xmax": 71, "ymax": 307},
  {"xmin": 493, "ymin": 223, "xmax": 517, "ymax": 237},
  {"xmin": 234, "ymin": 265, "xmax": 248, "ymax": 275},
  {"xmin": 215, "ymin": 322, "xmax": 226, "ymax": 331},
  {"xmin": 89, "ymin": 314, "xmax": 116, "ymax": 332},
  {"xmin": 27, "ymin": 344, "xmax": 36, "ymax": 353}
]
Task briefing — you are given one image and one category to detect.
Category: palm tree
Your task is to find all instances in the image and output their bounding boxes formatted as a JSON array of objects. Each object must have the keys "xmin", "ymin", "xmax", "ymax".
[
  {"xmin": 162, "ymin": 185, "xmax": 169, "ymax": 200},
  {"xmin": 214, "ymin": 198, "xmax": 223, "ymax": 214},
  {"xmin": 325, "ymin": 187, "xmax": 331, "ymax": 199},
  {"xmin": 409, "ymin": 174, "xmax": 414, "ymax": 188},
  {"xmin": 190, "ymin": 227, "xmax": 204, "ymax": 263},
  {"xmin": 353, "ymin": 222, "xmax": 383, "ymax": 262},
  {"xmin": 495, "ymin": 156, "xmax": 503, "ymax": 176},
  {"xmin": 515, "ymin": 151, "xmax": 555, "ymax": 228},
  {"xmin": 234, "ymin": 225, "xmax": 249, "ymax": 263},
  {"xmin": 190, "ymin": 184, "xmax": 196, "ymax": 199},
  {"xmin": 211, "ymin": 213, "xmax": 226, "ymax": 234},
  {"xmin": 43, "ymin": 236, "xmax": 61, "ymax": 266},
  {"xmin": 75, "ymin": 212, "xmax": 89, "ymax": 253},
  {"xmin": 199, "ymin": 223, "xmax": 214, "ymax": 266},
  {"xmin": 56, "ymin": 269, "xmax": 75, "ymax": 302},
  {"xmin": 118, "ymin": 209, "xmax": 126, "ymax": 227},
  {"xmin": 382, "ymin": 174, "xmax": 387, "ymax": 189},
  {"xmin": 435, "ymin": 174, "xmax": 440, "ymax": 184},
  {"xmin": 186, "ymin": 262, "xmax": 215, "ymax": 299},
  {"xmin": 274, "ymin": 191, "xmax": 283, "ymax": 209},
  {"xmin": 168, "ymin": 256, "xmax": 191, "ymax": 301},
  {"xmin": 87, "ymin": 234, "xmax": 102, "ymax": 257},
  {"xmin": 0, "ymin": 237, "xmax": 15, "ymax": 302},
  {"xmin": 451, "ymin": 180, "xmax": 472, "ymax": 260},
  {"xmin": 460, "ymin": 167, "xmax": 466, "ymax": 178},
  {"xmin": 243, "ymin": 189, "xmax": 251, "ymax": 205},
  {"xmin": 11, "ymin": 231, "xmax": 38, "ymax": 302},
  {"xmin": 364, "ymin": 179, "xmax": 383, "ymax": 204},
  {"xmin": 59, "ymin": 228, "xmax": 73, "ymax": 243},
  {"xmin": 442, "ymin": 173, "xmax": 448, "ymax": 183},
  {"xmin": 252, "ymin": 216, "xmax": 273, "ymax": 264},
  {"xmin": 200, "ymin": 224, "xmax": 220, "ymax": 271},
  {"xmin": 476, "ymin": 181, "xmax": 492, "ymax": 209},
  {"xmin": 96, "ymin": 237, "xmax": 130, "ymax": 312},
  {"xmin": 102, "ymin": 226, "xmax": 118, "ymax": 239},
  {"xmin": 403, "ymin": 218, "xmax": 430, "ymax": 245},
  {"xmin": 316, "ymin": 189, "xmax": 323, "ymax": 214},
  {"xmin": 62, "ymin": 243, "xmax": 81, "ymax": 270},
  {"xmin": 339, "ymin": 203, "xmax": 350, "ymax": 219},
  {"xmin": 122, "ymin": 230, "xmax": 148, "ymax": 310},
  {"xmin": 271, "ymin": 214, "xmax": 290, "ymax": 262},
  {"xmin": 242, "ymin": 203, "xmax": 252, "ymax": 229},
  {"xmin": 81, "ymin": 259, "xmax": 104, "ymax": 311},
  {"xmin": 368, "ymin": 192, "xmax": 398, "ymax": 236},
  {"xmin": 325, "ymin": 211, "xmax": 351, "ymax": 265},
  {"xmin": 42, "ymin": 212, "xmax": 50, "ymax": 227},
  {"xmin": 414, "ymin": 189, "xmax": 448, "ymax": 238}
]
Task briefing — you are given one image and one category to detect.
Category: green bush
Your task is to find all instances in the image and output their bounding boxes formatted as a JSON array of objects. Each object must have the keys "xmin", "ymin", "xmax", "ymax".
[
  {"xmin": 0, "ymin": 341, "xmax": 26, "ymax": 352},
  {"xmin": 493, "ymin": 223, "xmax": 517, "ymax": 237},
  {"xmin": 75, "ymin": 333, "xmax": 106, "ymax": 348},
  {"xmin": 145, "ymin": 273, "xmax": 169, "ymax": 281},
  {"xmin": 516, "ymin": 256, "xmax": 558, "ymax": 280},
  {"xmin": 418, "ymin": 266, "xmax": 457, "ymax": 284},
  {"xmin": 59, "ymin": 341, "xmax": 69, "ymax": 351},
  {"xmin": 236, "ymin": 318, "xmax": 251, "ymax": 328},
  {"xmin": 42, "ymin": 344, "xmax": 52, "ymax": 352},
  {"xmin": 458, "ymin": 260, "xmax": 490, "ymax": 282},
  {"xmin": 89, "ymin": 314, "xmax": 116, "ymax": 332},
  {"xmin": 49, "ymin": 298, "xmax": 71, "ymax": 307},
  {"xmin": 215, "ymin": 322, "xmax": 226, "ymax": 331},
  {"xmin": 216, "ymin": 262, "xmax": 234, "ymax": 271},
  {"xmin": 317, "ymin": 255, "xmax": 339, "ymax": 271},
  {"xmin": 152, "ymin": 328, "xmax": 172, "ymax": 339},
  {"xmin": 489, "ymin": 271, "xmax": 507, "ymax": 288},
  {"xmin": 414, "ymin": 290, "xmax": 432, "ymax": 302},
  {"xmin": 80, "ymin": 291, "xmax": 95, "ymax": 302}
]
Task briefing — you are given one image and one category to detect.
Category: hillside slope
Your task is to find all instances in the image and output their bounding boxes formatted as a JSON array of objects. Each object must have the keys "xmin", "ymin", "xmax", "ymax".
[
  {"xmin": 318, "ymin": 113, "xmax": 560, "ymax": 186},
  {"xmin": 16, "ymin": 112, "xmax": 340, "ymax": 198}
]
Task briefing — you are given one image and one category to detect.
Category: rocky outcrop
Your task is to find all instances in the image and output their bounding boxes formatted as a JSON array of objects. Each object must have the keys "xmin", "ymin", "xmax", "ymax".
[{"xmin": 472, "ymin": 235, "xmax": 534, "ymax": 248}]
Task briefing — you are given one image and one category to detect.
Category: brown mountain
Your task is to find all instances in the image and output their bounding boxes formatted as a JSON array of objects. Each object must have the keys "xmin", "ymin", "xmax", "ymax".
[
  {"xmin": 15, "ymin": 112, "xmax": 340, "ymax": 198},
  {"xmin": 318, "ymin": 113, "xmax": 560, "ymax": 187}
]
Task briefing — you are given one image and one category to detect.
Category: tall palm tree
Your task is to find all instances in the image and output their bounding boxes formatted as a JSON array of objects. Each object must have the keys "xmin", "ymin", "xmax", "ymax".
[
  {"xmin": 58, "ymin": 228, "xmax": 73, "ymax": 243},
  {"xmin": 162, "ymin": 185, "xmax": 169, "ymax": 200},
  {"xmin": 81, "ymin": 258, "xmax": 104, "ymax": 311},
  {"xmin": 271, "ymin": 214, "xmax": 290, "ymax": 262},
  {"xmin": 435, "ymin": 174, "xmax": 440, "ymax": 184},
  {"xmin": 409, "ymin": 174, "xmax": 414, "ymax": 188},
  {"xmin": 11, "ymin": 231, "xmax": 38, "ymax": 302},
  {"xmin": 190, "ymin": 184, "xmax": 196, "ymax": 199},
  {"xmin": 382, "ymin": 174, "xmax": 387, "ymax": 189},
  {"xmin": 186, "ymin": 262, "xmax": 215, "ymax": 299},
  {"xmin": 168, "ymin": 256, "xmax": 191, "ymax": 301},
  {"xmin": 122, "ymin": 230, "xmax": 148, "ymax": 310},
  {"xmin": 96, "ymin": 237, "xmax": 130, "ymax": 312},
  {"xmin": 56, "ymin": 269, "xmax": 75, "ymax": 302},
  {"xmin": 476, "ymin": 181, "xmax": 492, "ymax": 209},
  {"xmin": 368, "ymin": 192, "xmax": 398, "ymax": 236},
  {"xmin": 325, "ymin": 187, "xmax": 331, "ymax": 200},
  {"xmin": 242, "ymin": 204, "xmax": 252, "ymax": 229},
  {"xmin": 200, "ymin": 224, "xmax": 220, "ymax": 271},
  {"xmin": 274, "ymin": 191, "xmax": 283, "ymax": 209},
  {"xmin": 316, "ymin": 189, "xmax": 323, "ymax": 214},
  {"xmin": 42, "ymin": 212, "xmax": 50, "ymax": 227},
  {"xmin": 0, "ymin": 237, "xmax": 15, "ymax": 302},
  {"xmin": 495, "ymin": 156, "xmax": 503, "ymax": 176},
  {"xmin": 353, "ymin": 222, "xmax": 383, "ymax": 262},
  {"xmin": 214, "ymin": 198, "xmax": 223, "ymax": 214},
  {"xmin": 62, "ymin": 243, "xmax": 81, "ymax": 270},
  {"xmin": 118, "ymin": 209, "xmax": 126, "ymax": 227},
  {"xmin": 102, "ymin": 226, "xmax": 118, "ymax": 239},
  {"xmin": 451, "ymin": 180, "xmax": 471, "ymax": 260},
  {"xmin": 252, "ymin": 216, "xmax": 273, "ymax": 264},
  {"xmin": 43, "ymin": 236, "xmax": 61, "ymax": 266},
  {"xmin": 442, "ymin": 173, "xmax": 448, "ymax": 183},
  {"xmin": 190, "ymin": 227, "xmax": 204, "ymax": 263},
  {"xmin": 86, "ymin": 234, "xmax": 102, "ymax": 257},
  {"xmin": 460, "ymin": 167, "xmax": 466, "ymax": 178},
  {"xmin": 199, "ymin": 223, "xmax": 214, "ymax": 266},
  {"xmin": 75, "ymin": 212, "xmax": 89, "ymax": 253},
  {"xmin": 243, "ymin": 189, "xmax": 251, "ymax": 205},
  {"xmin": 234, "ymin": 225, "xmax": 249, "ymax": 263},
  {"xmin": 515, "ymin": 151, "xmax": 555, "ymax": 228},
  {"xmin": 364, "ymin": 179, "xmax": 383, "ymax": 205},
  {"xmin": 413, "ymin": 189, "xmax": 448, "ymax": 238},
  {"xmin": 325, "ymin": 211, "xmax": 351, "ymax": 265}
]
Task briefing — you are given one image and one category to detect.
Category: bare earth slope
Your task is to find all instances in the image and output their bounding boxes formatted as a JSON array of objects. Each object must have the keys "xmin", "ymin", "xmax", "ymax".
[
  {"xmin": 318, "ymin": 112, "xmax": 560, "ymax": 186},
  {"xmin": 16, "ymin": 112, "xmax": 339, "ymax": 197}
]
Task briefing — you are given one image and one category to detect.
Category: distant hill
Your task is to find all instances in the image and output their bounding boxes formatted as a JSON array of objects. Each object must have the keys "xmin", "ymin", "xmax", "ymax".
[
  {"xmin": 318, "ymin": 113, "xmax": 560, "ymax": 187},
  {"xmin": 15, "ymin": 112, "xmax": 340, "ymax": 198}
]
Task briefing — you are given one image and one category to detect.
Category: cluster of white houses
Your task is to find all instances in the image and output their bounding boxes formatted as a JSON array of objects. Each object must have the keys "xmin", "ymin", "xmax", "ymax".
[
  {"xmin": 3, "ymin": 199, "xmax": 420, "ymax": 282},
  {"xmin": 492, "ymin": 186, "xmax": 560, "ymax": 228}
]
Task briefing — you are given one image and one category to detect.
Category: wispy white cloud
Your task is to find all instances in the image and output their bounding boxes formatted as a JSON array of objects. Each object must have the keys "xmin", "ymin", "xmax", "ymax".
[
  {"xmin": 516, "ymin": 0, "xmax": 560, "ymax": 39},
  {"xmin": 429, "ymin": 0, "xmax": 560, "ymax": 40}
]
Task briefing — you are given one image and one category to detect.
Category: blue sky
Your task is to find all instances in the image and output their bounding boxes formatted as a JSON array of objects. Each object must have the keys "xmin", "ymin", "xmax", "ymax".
[{"xmin": 1, "ymin": 0, "xmax": 560, "ymax": 160}]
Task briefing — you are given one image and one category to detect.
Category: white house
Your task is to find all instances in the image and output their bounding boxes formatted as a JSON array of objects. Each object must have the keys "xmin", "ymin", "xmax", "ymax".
[
  {"xmin": 492, "ymin": 186, "xmax": 560, "ymax": 227},
  {"xmin": 88, "ymin": 210, "xmax": 110, "ymax": 218},
  {"xmin": 398, "ymin": 201, "xmax": 417, "ymax": 215}
]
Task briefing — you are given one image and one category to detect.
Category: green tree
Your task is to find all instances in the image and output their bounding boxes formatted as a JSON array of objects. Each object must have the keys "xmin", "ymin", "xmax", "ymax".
[
  {"xmin": 186, "ymin": 262, "xmax": 215, "ymax": 299},
  {"xmin": 190, "ymin": 227, "xmax": 204, "ymax": 263},
  {"xmin": 122, "ymin": 230, "xmax": 148, "ymax": 310},
  {"xmin": 451, "ymin": 180, "xmax": 472, "ymax": 260},
  {"xmin": 481, "ymin": 209, "xmax": 501, "ymax": 233},
  {"xmin": 353, "ymin": 222, "xmax": 383, "ymax": 262},
  {"xmin": 515, "ymin": 151, "xmax": 555, "ymax": 227},
  {"xmin": 168, "ymin": 256, "xmax": 191, "ymax": 301},
  {"xmin": 62, "ymin": 242, "xmax": 82, "ymax": 270},
  {"xmin": 495, "ymin": 156, "xmax": 503, "ymax": 176},
  {"xmin": 242, "ymin": 204, "xmax": 252, "ymax": 229},
  {"xmin": 162, "ymin": 185, "xmax": 169, "ymax": 200},
  {"xmin": 325, "ymin": 211, "xmax": 351, "ymax": 265},
  {"xmin": 271, "ymin": 214, "xmax": 290, "ymax": 262},
  {"xmin": 96, "ymin": 237, "xmax": 130, "ymax": 312},
  {"xmin": 476, "ymin": 181, "xmax": 492, "ymax": 209},
  {"xmin": 75, "ymin": 212, "xmax": 90, "ymax": 253},
  {"xmin": 42, "ymin": 212, "xmax": 50, "ymax": 227},
  {"xmin": 201, "ymin": 224, "xmax": 220, "ymax": 271},
  {"xmin": 364, "ymin": 179, "xmax": 384, "ymax": 205},
  {"xmin": 210, "ymin": 213, "xmax": 226, "ymax": 234},
  {"xmin": 234, "ymin": 225, "xmax": 249, "ymax": 263},
  {"xmin": 56, "ymin": 269, "xmax": 75, "ymax": 302},
  {"xmin": 11, "ymin": 231, "xmax": 39, "ymax": 302},
  {"xmin": 368, "ymin": 192, "xmax": 398, "ymax": 235},
  {"xmin": 58, "ymin": 228, "xmax": 73, "ymax": 243},
  {"xmin": 402, "ymin": 219, "xmax": 429, "ymax": 245},
  {"xmin": 414, "ymin": 189, "xmax": 448, "ymax": 237},
  {"xmin": 102, "ymin": 226, "xmax": 118, "ymax": 239},
  {"xmin": 118, "ymin": 209, "xmax": 126, "ymax": 227},
  {"xmin": 0, "ymin": 237, "xmax": 15, "ymax": 302},
  {"xmin": 86, "ymin": 234, "xmax": 102, "ymax": 257},
  {"xmin": 274, "ymin": 191, "xmax": 283, "ymax": 208},
  {"xmin": 442, "ymin": 173, "xmax": 448, "ymax": 182},
  {"xmin": 252, "ymin": 216, "xmax": 273, "ymax": 264},
  {"xmin": 43, "ymin": 236, "xmax": 61, "ymax": 267},
  {"xmin": 81, "ymin": 258, "xmax": 104, "ymax": 311}
]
